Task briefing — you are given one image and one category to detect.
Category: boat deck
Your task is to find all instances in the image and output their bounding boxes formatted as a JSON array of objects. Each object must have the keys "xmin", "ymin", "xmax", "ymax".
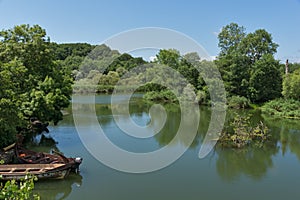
[{"xmin": 0, "ymin": 164, "xmax": 65, "ymax": 174}]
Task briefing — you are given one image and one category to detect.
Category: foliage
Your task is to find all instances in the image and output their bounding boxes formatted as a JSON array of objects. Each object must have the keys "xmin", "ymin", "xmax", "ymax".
[
  {"xmin": 248, "ymin": 54, "xmax": 282, "ymax": 102},
  {"xmin": 177, "ymin": 56, "xmax": 199, "ymax": 88},
  {"xmin": 0, "ymin": 175, "xmax": 40, "ymax": 200},
  {"xmin": 195, "ymin": 90, "xmax": 208, "ymax": 105},
  {"xmin": 228, "ymin": 96, "xmax": 250, "ymax": 109},
  {"xmin": 50, "ymin": 42, "xmax": 94, "ymax": 61},
  {"xmin": 0, "ymin": 24, "xmax": 73, "ymax": 147},
  {"xmin": 156, "ymin": 49, "xmax": 181, "ymax": 69},
  {"xmin": 73, "ymin": 44, "xmax": 120, "ymax": 78},
  {"xmin": 261, "ymin": 98, "xmax": 300, "ymax": 119},
  {"xmin": 218, "ymin": 23, "xmax": 246, "ymax": 56},
  {"xmin": 216, "ymin": 23, "xmax": 280, "ymax": 103},
  {"xmin": 143, "ymin": 90, "xmax": 178, "ymax": 103},
  {"xmin": 282, "ymin": 69, "xmax": 300, "ymax": 100},
  {"xmin": 105, "ymin": 53, "xmax": 146, "ymax": 73},
  {"xmin": 138, "ymin": 83, "xmax": 166, "ymax": 92},
  {"xmin": 239, "ymin": 29, "xmax": 278, "ymax": 64},
  {"xmin": 219, "ymin": 113, "xmax": 270, "ymax": 148},
  {"xmin": 280, "ymin": 62, "xmax": 300, "ymax": 74}
]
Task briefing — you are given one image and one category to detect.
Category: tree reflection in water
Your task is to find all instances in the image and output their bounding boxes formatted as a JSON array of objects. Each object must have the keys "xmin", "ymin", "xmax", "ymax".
[
  {"xmin": 73, "ymin": 96, "xmax": 300, "ymax": 184},
  {"xmin": 263, "ymin": 115, "xmax": 300, "ymax": 159},
  {"xmin": 215, "ymin": 144, "xmax": 279, "ymax": 181}
]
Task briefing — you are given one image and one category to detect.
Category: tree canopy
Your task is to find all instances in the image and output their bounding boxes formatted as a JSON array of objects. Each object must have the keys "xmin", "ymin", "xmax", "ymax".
[
  {"xmin": 0, "ymin": 24, "xmax": 73, "ymax": 147},
  {"xmin": 216, "ymin": 22, "xmax": 281, "ymax": 103}
]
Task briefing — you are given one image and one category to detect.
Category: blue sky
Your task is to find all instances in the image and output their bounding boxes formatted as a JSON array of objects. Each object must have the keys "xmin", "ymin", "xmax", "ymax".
[{"xmin": 1, "ymin": 0, "xmax": 300, "ymax": 62}]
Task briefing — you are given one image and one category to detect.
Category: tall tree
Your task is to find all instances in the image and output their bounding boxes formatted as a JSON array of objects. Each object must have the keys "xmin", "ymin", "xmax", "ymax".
[
  {"xmin": 156, "ymin": 49, "xmax": 181, "ymax": 69},
  {"xmin": 0, "ymin": 24, "xmax": 73, "ymax": 146},
  {"xmin": 249, "ymin": 54, "xmax": 282, "ymax": 102},
  {"xmin": 239, "ymin": 29, "xmax": 278, "ymax": 63},
  {"xmin": 218, "ymin": 23, "xmax": 246, "ymax": 56},
  {"xmin": 216, "ymin": 23, "xmax": 280, "ymax": 102},
  {"xmin": 282, "ymin": 68, "xmax": 300, "ymax": 100}
]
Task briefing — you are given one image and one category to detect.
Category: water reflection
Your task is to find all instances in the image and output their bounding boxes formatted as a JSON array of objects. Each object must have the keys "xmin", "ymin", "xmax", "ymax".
[
  {"xmin": 107, "ymin": 98, "xmax": 299, "ymax": 182},
  {"xmin": 73, "ymin": 95, "xmax": 300, "ymax": 181},
  {"xmin": 34, "ymin": 95, "xmax": 300, "ymax": 199},
  {"xmin": 26, "ymin": 134, "xmax": 83, "ymax": 200},
  {"xmin": 35, "ymin": 174, "xmax": 83, "ymax": 200},
  {"xmin": 263, "ymin": 115, "xmax": 300, "ymax": 159},
  {"xmin": 215, "ymin": 144, "xmax": 279, "ymax": 181}
]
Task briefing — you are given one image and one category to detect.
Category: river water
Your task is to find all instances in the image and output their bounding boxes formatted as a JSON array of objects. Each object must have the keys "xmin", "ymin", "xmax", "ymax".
[{"xmin": 31, "ymin": 94, "xmax": 300, "ymax": 200}]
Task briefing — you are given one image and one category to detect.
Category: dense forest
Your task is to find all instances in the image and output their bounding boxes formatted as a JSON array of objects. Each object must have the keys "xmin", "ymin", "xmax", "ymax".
[{"xmin": 0, "ymin": 23, "xmax": 300, "ymax": 148}]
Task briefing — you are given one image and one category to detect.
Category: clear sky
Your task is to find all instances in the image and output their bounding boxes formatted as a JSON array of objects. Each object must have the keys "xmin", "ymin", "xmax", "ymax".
[{"xmin": 1, "ymin": 0, "xmax": 300, "ymax": 62}]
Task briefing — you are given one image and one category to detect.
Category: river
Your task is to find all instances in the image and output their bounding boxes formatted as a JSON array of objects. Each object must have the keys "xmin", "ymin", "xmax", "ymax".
[{"xmin": 30, "ymin": 94, "xmax": 300, "ymax": 200}]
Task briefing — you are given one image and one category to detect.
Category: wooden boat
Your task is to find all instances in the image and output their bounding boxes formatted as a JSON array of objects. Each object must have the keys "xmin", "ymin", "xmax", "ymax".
[
  {"xmin": 15, "ymin": 145, "xmax": 83, "ymax": 173},
  {"xmin": 16, "ymin": 145, "xmax": 67, "ymax": 164},
  {"xmin": 0, "ymin": 163, "xmax": 72, "ymax": 181}
]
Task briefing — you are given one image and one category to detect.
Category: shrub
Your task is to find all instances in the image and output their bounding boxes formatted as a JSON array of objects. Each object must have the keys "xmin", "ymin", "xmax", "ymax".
[
  {"xmin": 0, "ymin": 174, "xmax": 40, "ymax": 200},
  {"xmin": 196, "ymin": 90, "xmax": 208, "ymax": 105},
  {"xmin": 261, "ymin": 98, "xmax": 300, "ymax": 119},
  {"xmin": 282, "ymin": 70, "xmax": 300, "ymax": 100},
  {"xmin": 218, "ymin": 113, "xmax": 270, "ymax": 148},
  {"xmin": 143, "ymin": 90, "xmax": 178, "ymax": 103},
  {"xmin": 228, "ymin": 95, "xmax": 250, "ymax": 109}
]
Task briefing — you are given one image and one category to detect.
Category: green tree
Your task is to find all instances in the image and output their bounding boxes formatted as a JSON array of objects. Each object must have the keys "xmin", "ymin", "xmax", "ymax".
[
  {"xmin": 239, "ymin": 29, "xmax": 278, "ymax": 63},
  {"xmin": 249, "ymin": 54, "xmax": 282, "ymax": 102},
  {"xmin": 106, "ymin": 53, "xmax": 145, "ymax": 73},
  {"xmin": 156, "ymin": 49, "xmax": 181, "ymax": 69},
  {"xmin": 216, "ymin": 23, "xmax": 280, "ymax": 103},
  {"xmin": 216, "ymin": 53, "xmax": 251, "ymax": 97},
  {"xmin": 0, "ymin": 60, "xmax": 25, "ymax": 146},
  {"xmin": 282, "ymin": 68, "xmax": 300, "ymax": 100},
  {"xmin": 50, "ymin": 42, "xmax": 94, "ymax": 60},
  {"xmin": 179, "ymin": 54, "xmax": 200, "ymax": 89},
  {"xmin": 0, "ymin": 24, "xmax": 73, "ymax": 146},
  {"xmin": 218, "ymin": 23, "xmax": 246, "ymax": 56}
]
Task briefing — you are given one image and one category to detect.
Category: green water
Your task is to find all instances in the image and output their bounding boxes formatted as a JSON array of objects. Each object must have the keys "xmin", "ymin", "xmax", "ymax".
[{"xmin": 32, "ymin": 94, "xmax": 300, "ymax": 200}]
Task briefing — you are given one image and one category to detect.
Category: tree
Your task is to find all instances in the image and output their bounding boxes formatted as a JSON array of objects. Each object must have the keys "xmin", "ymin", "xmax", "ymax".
[
  {"xmin": 249, "ymin": 54, "xmax": 282, "ymax": 102},
  {"xmin": 50, "ymin": 43, "xmax": 94, "ymax": 60},
  {"xmin": 239, "ymin": 29, "xmax": 278, "ymax": 63},
  {"xmin": 0, "ymin": 60, "xmax": 25, "ymax": 146},
  {"xmin": 216, "ymin": 23, "xmax": 280, "ymax": 103},
  {"xmin": 218, "ymin": 23, "xmax": 246, "ymax": 56},
  {"xmin": 216, "ymin": 53, "xmax": 251, "ymax": 97},
  {"xmin": 77, "ymin": 44, "xmax": 120, "ymax": 78},
  {"xmin": 106, "ymin": 53, "xmax": 145, "ymax": 73},
  {"xmin": 282, "ymin": 68, "xmax": 300, "ymax": 100},
  {"xmin": 178, "ymin": 55, "xmax": 200, "ymax": 88},
  {"xmin": 0, "ymin": 24, "xmax": 73, "ymax": 147},
  {"xmin": 156, "ymin": 49, "xmax": 181, "ymax": 69}
]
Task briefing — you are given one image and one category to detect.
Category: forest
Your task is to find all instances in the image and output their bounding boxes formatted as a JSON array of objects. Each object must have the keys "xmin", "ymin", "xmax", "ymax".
[{"xmin": 0, "ymin": 23, "xmax": 300, "ymax": 148}]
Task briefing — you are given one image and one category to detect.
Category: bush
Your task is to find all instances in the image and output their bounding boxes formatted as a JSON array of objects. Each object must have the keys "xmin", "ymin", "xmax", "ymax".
[
  {"xmin": 196, "ymin": 90, "xmax": 208, "ymax": 105},
  {"xmin": 219, "ymin": 113, "xmax": 270, "ymax": 148},
  {"xmin": 0, "ymin": 174, "xmax": 40, "ymax": 200},
  {"xmin": 261, "ymin": 98, "xmax": 300, "ymax": 119},
  {"xmin": 143, "ymin": 90, "xmax": 178, "ymax": 103},
  {"xmin": 282, "ymin": 69, "xmax": 300, "ymax": 100},
  {"xmin": 228, "ymin": 95, "xmax": 250, "ymax": 109}
]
